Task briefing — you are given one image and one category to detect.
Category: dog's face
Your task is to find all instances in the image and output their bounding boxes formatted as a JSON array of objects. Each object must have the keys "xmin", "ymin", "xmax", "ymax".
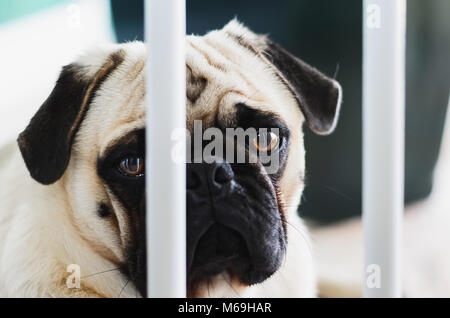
[{"xmin": 17, "ymin": 21, "xmax": 341, "ymax": 297}]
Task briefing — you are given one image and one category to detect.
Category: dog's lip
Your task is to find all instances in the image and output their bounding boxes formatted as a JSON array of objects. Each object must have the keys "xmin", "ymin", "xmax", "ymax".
[
  {"xmin": 187, "ymin": 208, "xmax": 286, "ymax": 289},
  {"xmin": 187, "ymin": 221, "xmax": 215, "ymax": 272},
  {"xmin": 187, "ymin": 223, "xmax": 252, "ymax": 282}
]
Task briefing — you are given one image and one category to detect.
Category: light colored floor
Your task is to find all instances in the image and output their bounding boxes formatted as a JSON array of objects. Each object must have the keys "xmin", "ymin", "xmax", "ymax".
[{"xmin": 312, "ymin": 97, "xmax": 450, "ymax": 298}]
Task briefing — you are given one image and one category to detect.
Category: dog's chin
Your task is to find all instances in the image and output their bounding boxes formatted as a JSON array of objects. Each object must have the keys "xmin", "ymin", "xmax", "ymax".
[
  {"xmin": 187, "ymin": 272, "xmax": 250, "ymax": 298},
  {"xmin": 186, "ymin": 223, "xmax": 285, "ymax": 298}
]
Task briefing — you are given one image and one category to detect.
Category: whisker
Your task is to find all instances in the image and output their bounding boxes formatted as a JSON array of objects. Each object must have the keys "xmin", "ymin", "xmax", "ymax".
[
  {"xmin": 221, "ymin": 273, "xmax": 239, "ymax": 297},
  {"xmin": 82, "ymin": 268, "xmax": 121, "ymax": 279},
  {"xmin": 207, "ymin": 279, "xmax": 211, "ymax": 298},
  {"xmin": 118, "ymin": 280, "xmax": 130, "ymax": 298},
  {"xmin": 322, "ymin": 184, "xmax": 354, "ymax": 202},
  {"xmin": 284, "ymin": 220, "xmax": 313, "ymax": 254},
  {"xmin": 270, "ymin": 211, "xmax": 314, "ymax": 258},
  {"xmin": 333, "ymin": 63, "xmax": 340, "ymax": 79}
]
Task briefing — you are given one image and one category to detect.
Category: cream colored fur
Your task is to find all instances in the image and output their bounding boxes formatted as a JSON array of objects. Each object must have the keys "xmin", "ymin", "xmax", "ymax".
[{"xmin": 0, "ymin": 20, "xmax": 317, "ymax": 297}]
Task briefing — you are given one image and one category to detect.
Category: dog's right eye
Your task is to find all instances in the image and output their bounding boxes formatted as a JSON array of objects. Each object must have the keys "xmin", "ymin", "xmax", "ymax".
[
  {"xmin": 252, "ymin": 131, "xmax": 279, "ymax": 152},
  {"xmin": 118, "ymin": 156, "xmax": 144, "ymax": 177}
]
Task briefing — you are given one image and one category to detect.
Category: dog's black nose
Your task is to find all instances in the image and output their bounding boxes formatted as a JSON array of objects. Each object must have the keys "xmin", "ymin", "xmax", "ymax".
[{"xmin": 187, "ymin": 160, "xmax": 234, "ymax": 192}]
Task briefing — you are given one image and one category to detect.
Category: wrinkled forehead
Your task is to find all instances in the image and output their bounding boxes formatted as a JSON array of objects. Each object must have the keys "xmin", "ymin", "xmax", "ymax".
[
  {"xmin": 185, "ymin": 32, "xmax": 301, "ymax": 129},
  {"xmin": 76, "ymin": 44, "xmax": 147, "ymax": 158},
  {"xmin": 76, "ymin": 35, "xmax": 302, "ymax": 158}
]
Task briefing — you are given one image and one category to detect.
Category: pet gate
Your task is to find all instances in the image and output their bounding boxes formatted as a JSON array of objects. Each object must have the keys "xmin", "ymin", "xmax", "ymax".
[{"xmin": 145, "ymin": 0, "xmax": 406, "ymax": 298}]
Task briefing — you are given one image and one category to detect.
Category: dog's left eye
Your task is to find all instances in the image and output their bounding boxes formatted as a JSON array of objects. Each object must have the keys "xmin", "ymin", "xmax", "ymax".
[
  {"xmin": 253, "ymin": 131, "xmax": 279, "ymax": 152},
  {"xmin": 118, "ymin": 156, "xmax": 144, "ymax": 177}
]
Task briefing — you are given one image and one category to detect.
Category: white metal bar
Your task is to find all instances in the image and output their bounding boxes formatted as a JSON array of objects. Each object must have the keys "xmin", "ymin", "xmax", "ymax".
[
  {"xmin": 145, "ymin": 0, "xmax": 186, "ymax": 298},
  {"xmin": 363, "ymin": 0, "xmax": 406, "ymax": 297}
]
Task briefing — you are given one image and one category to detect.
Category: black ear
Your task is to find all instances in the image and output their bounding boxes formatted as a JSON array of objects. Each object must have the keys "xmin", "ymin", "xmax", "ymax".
[
  {"xmin": 261, "ymin": 40, "xmax": 342, "ymax": 135},
  {"xmin": 223, "ymin": 19, "xmax": 341, "ymax": 135},
  {"xmin": 18, "ymin": 52, "xmax": 124, "ymax": 185}
]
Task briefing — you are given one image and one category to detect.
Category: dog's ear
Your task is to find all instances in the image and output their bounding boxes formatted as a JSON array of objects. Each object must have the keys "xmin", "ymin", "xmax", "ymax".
[
  {"xmin": 260, "ymin": 41, "xmax": 342, "ymax": 135},
  {"xmin": 18, "ymin": 52, "xmax": 124, "ymax": 185},
  {"xmin": 223, "ymin": 20, "xmax": 342, "ymax": 135}
]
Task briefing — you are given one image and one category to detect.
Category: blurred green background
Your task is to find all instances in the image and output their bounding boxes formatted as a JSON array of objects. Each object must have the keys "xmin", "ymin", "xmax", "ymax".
[{"xmin": 0, "ymin": 0, "xmax": 70, "ymax": 24}]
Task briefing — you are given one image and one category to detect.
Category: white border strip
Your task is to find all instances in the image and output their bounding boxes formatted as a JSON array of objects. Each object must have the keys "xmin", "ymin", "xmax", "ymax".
[
  {"xmin": 363, "ymin": 0, "xmax": 406, "ymax": 297},
  {"xmin": 145, "ymin": 0, "xmax": 187, "ymax": 298}
]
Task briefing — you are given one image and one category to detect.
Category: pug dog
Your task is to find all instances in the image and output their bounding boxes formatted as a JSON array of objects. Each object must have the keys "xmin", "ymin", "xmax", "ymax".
[{"xmin": 0, "ymin": 20, "xmax": 341, "ymax": 297}]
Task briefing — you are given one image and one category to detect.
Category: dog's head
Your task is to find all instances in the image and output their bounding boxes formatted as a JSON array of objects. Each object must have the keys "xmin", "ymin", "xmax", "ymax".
[{"xmin": 17, "ymin": 21, "xmax": 341, "ymax": 297}]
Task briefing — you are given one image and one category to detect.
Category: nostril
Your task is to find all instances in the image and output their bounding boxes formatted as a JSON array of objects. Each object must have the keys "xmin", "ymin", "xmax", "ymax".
[
  {"xmin": 187, "ymin": 162, "xmax": 233, "ymax": 190},
  {"xmin": 213, "ymin": 164, "xmax": 234, "ymax": 184}
]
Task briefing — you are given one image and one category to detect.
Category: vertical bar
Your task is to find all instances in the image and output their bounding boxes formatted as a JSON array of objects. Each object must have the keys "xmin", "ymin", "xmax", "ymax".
[
  {"xmin": 145, "ymin": 0, "xmax": 186, "ymax": 297},
  {"xmin": 363, "ymin": 0, "xmax": 406, "ymax": 298}
]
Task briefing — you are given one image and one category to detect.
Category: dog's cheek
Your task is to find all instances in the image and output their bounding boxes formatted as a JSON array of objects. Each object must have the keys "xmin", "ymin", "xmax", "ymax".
[
  {"xmin": 63, "ymin": 159, "xmax": 124, "ymax": 263},
  {"xmin": 279, "ymin": 133, "xmax": 306, "ymax": 213}
]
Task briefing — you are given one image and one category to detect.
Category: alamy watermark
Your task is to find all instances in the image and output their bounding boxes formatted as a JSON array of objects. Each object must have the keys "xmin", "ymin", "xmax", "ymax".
[
  {"xmin": 171, "ymin": 120, "xmax": 282, "ymax": 174},
  {"xmin": 366, "ymin": 264, "xmax": 381, "ymax": 289},
  {"xmin": 66, "ymin": 264, "xmax": 81, "ymax": 289},
  {"xmin": 66, "ymin": 3, "xmax": 81, "ymax": 29},
  {"xmin": 366, "ymin": 4, "xmax": 382, "ymax": 29}
]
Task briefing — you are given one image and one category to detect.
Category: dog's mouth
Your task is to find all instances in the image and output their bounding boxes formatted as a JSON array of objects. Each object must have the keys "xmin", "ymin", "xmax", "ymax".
[
  {"xmin": 186, "ymin": 219, "xmax": 286, "ymax": 297},
  {"xmin": 125, "ymin": 219, "xmax": 284, "ymax": 298},
  {"xmin": 187, "ymin": 224, "xmax": 251, "ymax": 293}
]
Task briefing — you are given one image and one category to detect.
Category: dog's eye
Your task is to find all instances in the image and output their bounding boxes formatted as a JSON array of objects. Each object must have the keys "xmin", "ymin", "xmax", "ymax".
[
  {"xmin": 253, "ymin": 131, "xmax": 279, "ymax": 152},
  {"xmin": 118, "ymin": 156, "xmax": 144, "ymax": 177}
]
